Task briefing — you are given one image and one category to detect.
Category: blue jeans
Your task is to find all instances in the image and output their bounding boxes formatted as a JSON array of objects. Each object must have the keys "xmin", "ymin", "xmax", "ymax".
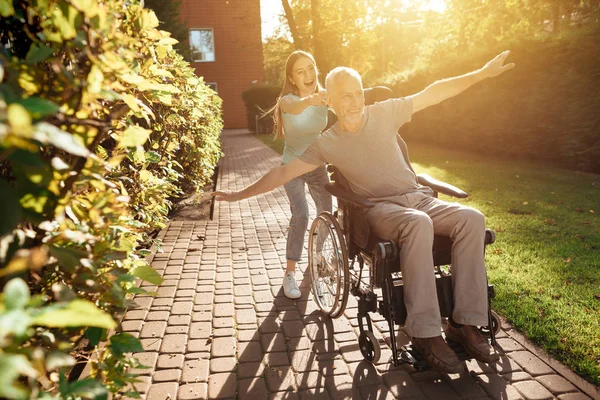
[{"xmin": 283, "ymin": 165, "xmax": 332, "ymax": 262}]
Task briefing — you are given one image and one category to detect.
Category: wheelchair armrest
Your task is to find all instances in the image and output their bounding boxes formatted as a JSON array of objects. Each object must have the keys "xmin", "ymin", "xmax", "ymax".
[
  {"xmin": 417, "ymin": 174, "xmax": 468, "ymax": 198},
  {"xmin": 325, "ymin": 182, "xmax": 376, "ymax": 209}
]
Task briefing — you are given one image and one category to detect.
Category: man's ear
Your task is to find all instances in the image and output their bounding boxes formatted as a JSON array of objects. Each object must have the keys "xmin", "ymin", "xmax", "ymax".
[{"xmin": 325, "ymin": 93, "xmax": 333, "ymax": 108}]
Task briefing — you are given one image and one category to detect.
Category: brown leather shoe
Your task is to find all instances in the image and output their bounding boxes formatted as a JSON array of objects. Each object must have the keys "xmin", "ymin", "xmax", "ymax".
[
  {"xmin": 445, "ymin": 324, "xmax": 500, "ymax": 364},
  {"xmin": 411, "ymin": 335, "xmax": 464, "ymax": 373}
]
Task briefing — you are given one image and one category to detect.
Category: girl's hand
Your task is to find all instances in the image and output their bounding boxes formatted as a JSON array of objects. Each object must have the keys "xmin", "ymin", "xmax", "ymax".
[
  {"xmin": 309, "ymin": 89, "xmax": 327, "ymax": 106},
  {"xmin": 211, "ymin": 191, "xmax": 240, "ymax": 202}
]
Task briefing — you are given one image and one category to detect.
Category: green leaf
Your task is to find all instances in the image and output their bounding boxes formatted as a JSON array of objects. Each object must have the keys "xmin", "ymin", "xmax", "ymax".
[
  {"xmin": 33, "ymin": 123, "xmax": 90, "ymax": 157},
  {"xmin": 32, "ymin": 299, "xmax": 117, "ymax": 329},
  {"xmin": 130, "ymin": 264, "xmax": 163, "ymax": 285},
  {"xmin": 109, "ymin": 333, "xmax": 143, "ymax": 355},
  {"xmin": 0, "ymin": 180, "xmax": 22, "ymax": 237},
  {"xmin": 61, "ymin": 378, "xmax": 107, "ymax": 399},
  {"xmin": 0, "ymin": 354, "xmax": 37, "ymax": 399},
  {"xmin": 0, "ymin": 1, "xmax": 14, "ymax": 17},
  {"xmin": 119, "ymin": 126, "xmax": 151, "ymax": 148},
  {"xmin": 145, "ymin": 151, "xmax": 161, "ymax": 163},
  {"xmin": 4, "ymin": 278, "xmax": 31, "ymax": 310},
  {"xmin": 18, "ymin": 97, "xmax": 60, "ymax": 118},
  {"xmin": 25, "ymin": 44, "xmax": 55, "ymax": 64},
  {"xmin": 0, "ymin": 309, "xmax": 34, "ymax": 338},
  {"xmin": 85, "ymin": 327, "xmax": 105, "ymax": 347},
  {"xmin": 45, "ymin": 351, "xmax": 76, "ymax": 370}
]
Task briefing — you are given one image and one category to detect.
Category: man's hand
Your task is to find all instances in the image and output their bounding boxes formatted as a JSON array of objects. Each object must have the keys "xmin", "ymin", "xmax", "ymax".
[
  {"xmin": 481, "ymin": 50, "xmax": 515, "ymax": 79},
  {"xmin": 211, "ymin": 191, "xmax": 239, "ymax": 202}
]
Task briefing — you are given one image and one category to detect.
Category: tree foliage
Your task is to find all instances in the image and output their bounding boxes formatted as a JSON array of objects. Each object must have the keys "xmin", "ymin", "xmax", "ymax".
[
  {"xmin": 265, "ymin": 0, "xmax": 600, "ymax": 171},
  {"xmin": 0, "ymin": 0, "xmax": 222, "ymax": 398}
]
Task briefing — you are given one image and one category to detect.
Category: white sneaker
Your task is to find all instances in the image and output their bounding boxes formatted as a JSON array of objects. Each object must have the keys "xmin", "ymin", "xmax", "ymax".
[{"xmin": 283, "ymin": 271, "xmax": 301, "ymax": 299}]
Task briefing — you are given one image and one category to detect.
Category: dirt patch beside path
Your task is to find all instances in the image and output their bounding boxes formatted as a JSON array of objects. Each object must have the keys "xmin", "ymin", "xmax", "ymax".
[{"xmin": 168, "ymin": 183, "xmax": 214, "ymax": 221}]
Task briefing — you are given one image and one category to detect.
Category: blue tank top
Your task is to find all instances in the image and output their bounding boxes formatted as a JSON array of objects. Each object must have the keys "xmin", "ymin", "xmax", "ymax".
[{"xmin": 281, "ymin": 94, "xmax": 328, "ymax": 164}]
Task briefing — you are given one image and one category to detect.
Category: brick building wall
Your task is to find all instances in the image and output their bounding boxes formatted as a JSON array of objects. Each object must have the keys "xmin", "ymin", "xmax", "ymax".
[{"xmin": 180, "ymin": 0, "xmax": 265, "ymax": 128}]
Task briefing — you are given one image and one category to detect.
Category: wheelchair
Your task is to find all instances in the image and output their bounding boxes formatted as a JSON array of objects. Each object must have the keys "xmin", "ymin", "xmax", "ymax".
[{"xmin": 306, "ymin": 97, "xmax": 501, "ymax": 369}]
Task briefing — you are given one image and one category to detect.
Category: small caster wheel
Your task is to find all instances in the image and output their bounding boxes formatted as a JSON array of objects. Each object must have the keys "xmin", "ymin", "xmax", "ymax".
[
  {"xmin": 359, "ymin": 331, "xmax": 381, "ymax": 364},
  {"xmin": 479, "ymin": 310, "xmax": 501, "ymax": 337}
]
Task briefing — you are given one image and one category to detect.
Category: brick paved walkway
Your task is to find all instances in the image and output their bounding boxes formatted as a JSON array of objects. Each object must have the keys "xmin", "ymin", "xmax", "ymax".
[{"xmin": 124, "ymin": 129, "xmax": 600, "ymax": 400}]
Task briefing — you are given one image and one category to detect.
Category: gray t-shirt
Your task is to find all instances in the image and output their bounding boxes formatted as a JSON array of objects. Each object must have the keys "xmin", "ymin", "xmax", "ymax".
[{"xmin": 299, "ymin": 97, "xmax": 419, "ymax": 199}]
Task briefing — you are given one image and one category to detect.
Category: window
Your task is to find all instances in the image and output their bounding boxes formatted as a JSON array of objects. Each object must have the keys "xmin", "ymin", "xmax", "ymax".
[
  {"xmin": 207, "ymin": 83, "xmax": 218, "ymax": 92},
  {"xmin": 190, "ymin": 28, "xmax": 215, "ymax": 62}
]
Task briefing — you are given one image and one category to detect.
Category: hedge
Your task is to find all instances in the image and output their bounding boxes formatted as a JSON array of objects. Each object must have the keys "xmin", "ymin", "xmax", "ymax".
[{"xmin": 0, "ymin": 0, "xmax": 222, "ymax": 398}]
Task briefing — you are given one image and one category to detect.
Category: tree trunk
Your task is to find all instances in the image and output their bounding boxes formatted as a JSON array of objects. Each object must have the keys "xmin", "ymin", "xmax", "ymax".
[
  {"xmin": 552, "ymin": 0, "xmax": 560, "ymax": 33},
  {"xmin": 281, "ymin": 0, "xmax": 303, "ymax": 49},
  {"xmin": 311, "ymin": 0, "xmax": 324, "ymax": 69}
]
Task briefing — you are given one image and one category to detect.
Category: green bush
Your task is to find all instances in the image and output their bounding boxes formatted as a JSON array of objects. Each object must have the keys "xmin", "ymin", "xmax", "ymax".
[
  {"xmin": 241, "ymin": 84, "xmax": 280, "ymax": 133},
  {"xmin": 383, "ymin": 27, "xmax": 600, "ymax": 173},
  {"xmin": 0, "ymin": 0, "xmax": 222, "ymax": 398}
]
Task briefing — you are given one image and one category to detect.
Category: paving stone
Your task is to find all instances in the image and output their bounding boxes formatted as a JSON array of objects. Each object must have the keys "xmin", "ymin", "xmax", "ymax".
[
  {"xmin": 152, "ymin": 369, "xmax": 182, "ymax": 383},
  {"xmin": 157, "ymin": 354, "xmax": 184, "ymax": 370},
  {"xmin": 159, "ymin": 334, "xmax": 187, "ymax": 353},
  {"xmin": 178, "ymin": 383, "xmax": 208, "ymax": 400},
  {"xmin": 210, "ymin": 356, "xmax": 238, "ymax": 373},
  {"xmin": 496, "ymin": 338, "xmax": 526, "ymax": 353},
  {"xmin": 181, "ymin": 359, "xmax": 209, "ymax": 383},
  {"xmin": 299, "ymin": 389, "xmax": 331, "ymax": 400},
  {"xmin": 171, "ymin": 302, "xmax": 193, "ymax": 315},
  {"xmin": 512, "ymin": 380, "xmax": 554, "ymax": 399},
  {"xmin": 535, "ymin": 374, "xmax": 579, "ymax": 395},
  {"xmin": 146, "ymin": 382, "xmax": 179, "ymax": 400},
  {"xmin": 510, "ymin": 351, "xmax": 555, "ymax": 376},
  {"xmin": 213, "ymin": 317, "xmax": 235, "ymax": 328},
  {"xmin": 211, "ymin": 336, "xmax": 236, "ymax": 358},
  {"xmin": 214, "ymin": 303, "xmax": 235, "ymax": 317},
  {"xmin": 503, "ymin": 371, "xmax": 534, "ymax": 383},
  {"xmin": 264, "ymin": 351, "xmax": 291, "ymax": 367},
  {"xmin": 261, "ymin": 333, "xmax": 288, "ymax": 352},
  {"xmin": 213, "ymin": 327, "xmax": 236, "ymax": 337},
  {"xmin": 238, "ymin": 377, "xmax": 268, "ymax": 400},
  {"xmin": 557, "ymin": 393, "xmax": 593, "ymax": 400},
  {"xmin": 130, "ymin": 352, "xmax": 158, "ymax": 375},
  {"xmin": 146, "ymin": 311, "xmax": 170, "ymax": 321},
  {"xmin": 187, "ymin": 338, "xmax": 211, "ymax": 353},
  {"xmin": 237, "ymin": 362, "xmax": 265, "ymax": 379},
  {"xmin": 167, "ymin": 315, "xmax": 191, "ymax": 326},
  {"xmin": 237, "ymin": 341, "xmax": 264, "ymax": 362},
  {"xmin": 208, "ymin": 372, "xmax": 237, "ymax": 399},
  {"xmin": 290, "ymin": 350, "xmax": 319, "ymax": 372},
  {"xmin": 265, "ymin": 366, "xmax": 296, "ymax": 392},
  {"xmin": 444, "ymin": 372, "xmax": 488, "ymax": 399},
  {"xmin": 475, "ymin": 373, "xmax": 525, "ymax": 400},
  {"xmin": 493, "ymin": 355, "xmax": 524, "ymax": 375}
]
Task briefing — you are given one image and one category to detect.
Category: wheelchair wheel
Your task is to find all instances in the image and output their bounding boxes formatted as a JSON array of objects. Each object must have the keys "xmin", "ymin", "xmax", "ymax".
[
  {"xmin": 359, "ymin": 331, "xmax": 381, "ymax": 364},
  {"xmin": 479, "ymin": 310, "xmax": 501, "ymax": 337},
  {"xmin": 308, "ymin": 211, "xmax": 350, "ymax": 319}
]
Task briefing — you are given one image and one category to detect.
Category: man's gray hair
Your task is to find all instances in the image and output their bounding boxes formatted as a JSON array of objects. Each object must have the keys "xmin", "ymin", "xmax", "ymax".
[{"xmin": 325, "ymin": 66, "xmax": 363, "ymax": 93}]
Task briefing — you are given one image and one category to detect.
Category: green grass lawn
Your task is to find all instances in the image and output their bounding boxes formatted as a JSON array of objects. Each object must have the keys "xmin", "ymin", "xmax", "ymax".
[{"xmin": 256, "ymin": 133, "xmax": 600, "ymax": 385}]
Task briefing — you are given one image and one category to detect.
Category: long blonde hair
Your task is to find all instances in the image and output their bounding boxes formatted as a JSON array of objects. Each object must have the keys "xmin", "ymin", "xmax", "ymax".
[{"xmin": 267, "ymin": 51, "xmax": 322, "ymax": 139}]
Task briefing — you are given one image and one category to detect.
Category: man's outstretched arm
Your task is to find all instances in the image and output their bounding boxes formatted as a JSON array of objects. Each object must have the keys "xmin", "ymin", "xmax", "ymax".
[
  {"xmin": 212, "ymin": 158, "xmax": 320, "ymax": 202},
  {"xmin": 410, "ymin": 50, "xmax": 515, "ymax": 113}
]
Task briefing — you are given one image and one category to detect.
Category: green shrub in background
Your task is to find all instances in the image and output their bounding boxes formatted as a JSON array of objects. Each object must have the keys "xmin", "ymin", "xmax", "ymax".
[
  {"xmin": 241, "ymin": 84, "xmax": 280, "ymax": 133},
  {"xmin": 384, "ymin": 27, "xmax": 600, "ymax": 173},
  {"xmin": 0, "ymin": 0, "xmax": 222, "ymax": 398}
]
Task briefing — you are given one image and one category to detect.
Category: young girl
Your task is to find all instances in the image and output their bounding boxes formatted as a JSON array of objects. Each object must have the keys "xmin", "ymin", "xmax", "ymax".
[{"xmin": 271, "ymin": 51, "xmax": 332, "ymax": 299}]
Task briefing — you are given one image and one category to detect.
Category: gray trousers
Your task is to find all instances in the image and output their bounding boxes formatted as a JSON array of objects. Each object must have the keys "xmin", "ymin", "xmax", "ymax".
[
  {"xmin": 283, "ymin": 165, "xmax": 332, "ymax": 262},
  {"xmin": 365, "ymin": 191, "xmax": 489, "ymax": 338}
]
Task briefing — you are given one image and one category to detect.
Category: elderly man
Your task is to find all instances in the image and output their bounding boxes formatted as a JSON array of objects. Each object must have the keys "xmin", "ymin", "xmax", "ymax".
[{"xmin": 213, "ymin": 51, "xmax": 514, "ymax": 373}]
